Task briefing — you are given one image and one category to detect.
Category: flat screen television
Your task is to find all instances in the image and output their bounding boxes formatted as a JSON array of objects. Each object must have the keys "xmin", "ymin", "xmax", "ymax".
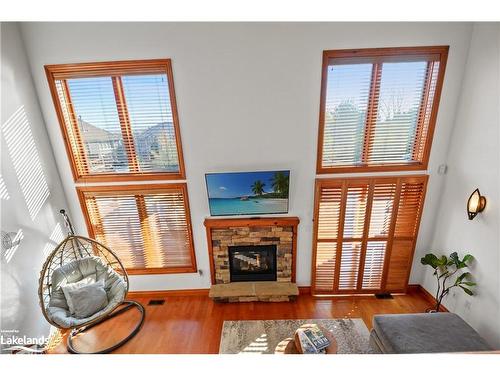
[{"xmin": 205, "ymin": 170, "xmax": 290, "ymax": 216}]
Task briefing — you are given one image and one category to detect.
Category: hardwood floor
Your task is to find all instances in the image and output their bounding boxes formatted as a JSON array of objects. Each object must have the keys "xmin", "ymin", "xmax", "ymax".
[{"xmin": 48, "ymin": 288, "xmax": 435, "ymax": 354}]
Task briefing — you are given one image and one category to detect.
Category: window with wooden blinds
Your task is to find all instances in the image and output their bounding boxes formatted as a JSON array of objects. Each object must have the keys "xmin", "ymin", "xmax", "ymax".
[
  {"xmin": 317, "ymin": 46, "xmax": 448, "ymax": 174},
  {"xmin": 45, "ymin": 59, "xmax": 185, "ymax": 182},
  {"xmin": 311, "ymin": 175, "xmax": 428, "ymax": 295},
  {"xmin": 77, "ymin": 184, "xmax": 196, "ymax": 274}
]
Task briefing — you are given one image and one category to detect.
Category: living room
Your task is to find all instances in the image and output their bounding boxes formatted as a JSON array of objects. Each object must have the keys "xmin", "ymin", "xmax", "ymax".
[{"xmin": 1, "ymin": 1, "xmax": 499, "ymax": 371}]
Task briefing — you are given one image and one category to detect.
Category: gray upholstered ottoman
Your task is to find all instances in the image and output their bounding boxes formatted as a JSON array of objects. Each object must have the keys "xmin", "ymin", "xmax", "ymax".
[{"xmin": 370, "ymin": 313, "xmax": 492, "ymax": 353}]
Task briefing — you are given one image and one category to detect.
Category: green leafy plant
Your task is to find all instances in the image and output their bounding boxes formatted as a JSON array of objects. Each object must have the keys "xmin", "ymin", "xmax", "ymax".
[{"xmin": 420, "ymin": 252, "xmax": 476, "ymax": 312}]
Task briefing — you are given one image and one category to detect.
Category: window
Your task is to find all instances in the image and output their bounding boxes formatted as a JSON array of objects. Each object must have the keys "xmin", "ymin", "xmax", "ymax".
[
  {"xmin": 47, "ymin": 60, "xmax": 196, "ymax": 275},
  {"xmin": 317, "ymin": 46, "xmax": 448, "ymax": 173},
  {"xmin": 77, "ymin": 184, "xmax": 196, "ymax": 274},
  {"xmin": 46, "ymin": 60, "xmax": 185, "ymax": 182},
  {"xmin": 311, "ymin": 175, "xmax": 427, "ymax": 295}
]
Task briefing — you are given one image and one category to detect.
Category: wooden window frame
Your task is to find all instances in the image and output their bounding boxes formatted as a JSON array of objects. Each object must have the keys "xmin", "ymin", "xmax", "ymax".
[
  {"xmin": 76, "ymin": 183, "xmax": 197, "ymax": 275},
  {"xmin": 311, "ymin": 175, "xmax": 428, "ymax": 295},
  {"xmin": 45, "ymin": 59, "xmax": 186, "ymax": 183},
  {"xmin": 316, "ymin": 46, "xmax": 449, "ymax": 174}
]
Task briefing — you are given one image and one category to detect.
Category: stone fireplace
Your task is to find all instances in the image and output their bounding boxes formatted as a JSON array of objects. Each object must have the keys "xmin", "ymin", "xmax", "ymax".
[{"xmin": 204, "ymin": 217, "xmax": 299, "ymax": 302}]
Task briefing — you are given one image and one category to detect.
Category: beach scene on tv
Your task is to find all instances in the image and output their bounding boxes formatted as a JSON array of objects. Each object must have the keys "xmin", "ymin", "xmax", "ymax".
[{"xmin": 206, "ymin": 171, "xmax": 290, "ymax": 216}]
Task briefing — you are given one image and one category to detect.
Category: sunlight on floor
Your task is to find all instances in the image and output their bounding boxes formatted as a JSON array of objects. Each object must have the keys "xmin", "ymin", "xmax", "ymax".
[
  {"xmin": 42, "ymin": 222, "xmax": 65, "ymax": 257},
  {"xmin": 240, "ymin": 333, "xmax": 268, "ymax": 354},
  {"xmin": 0, "ymin": 174, "xmax": 9, "ymax": 200},
  {"xmin": 1, "ymin": 106, "xmax": 50, "ymax": 220},
  {"xmin": 4, "ymin": 229, "xmax": 24, "ymax": 263},
  {"xmin": 274, "ymin": 337, "xmax": 293, "ymax": 353}
]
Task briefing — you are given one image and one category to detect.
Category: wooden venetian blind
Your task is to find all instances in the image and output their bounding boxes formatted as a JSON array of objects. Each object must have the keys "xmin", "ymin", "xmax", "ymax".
[
  {"xmin": 77, "ymin": 184, "xmax": 196, "ymax": 274},
  {"xmin": 317, "ymin": 46, "xmax": 448, "ymax": 174},
  {"xmin": 312, "ymin": 175, "xmax": 427, "ymax": 295},
  {"xmin": 45, "ymin": 60, "xmax": 185, "ymax": 182}
]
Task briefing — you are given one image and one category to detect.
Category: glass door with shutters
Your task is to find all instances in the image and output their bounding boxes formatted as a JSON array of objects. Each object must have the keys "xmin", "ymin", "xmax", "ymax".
[
  {"xmin": 311, "ymin": 175, "xmax": 428, "ymax": 295},
  {"xmin": 312, "ymin": 47, "xmax": 445, "ymax": 296}
]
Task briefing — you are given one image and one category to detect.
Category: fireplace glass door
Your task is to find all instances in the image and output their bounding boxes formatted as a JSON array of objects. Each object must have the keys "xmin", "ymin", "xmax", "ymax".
[{"xmin": 228, "ymin": 245, "xmax": 277, "ymax": 282}]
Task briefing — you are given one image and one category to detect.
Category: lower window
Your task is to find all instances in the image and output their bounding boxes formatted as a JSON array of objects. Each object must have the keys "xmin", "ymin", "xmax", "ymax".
[
  {"xmin": 312, "ymin": 175, "xmax": 428, "ymax": 295},
  {"xmin": 77, "ymin": 183, "xmax": 196, "ymax": 274}
]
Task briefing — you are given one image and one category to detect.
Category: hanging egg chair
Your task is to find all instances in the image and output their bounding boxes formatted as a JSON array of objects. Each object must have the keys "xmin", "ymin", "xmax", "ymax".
[{"xmin": 38, "ymin": 210, "xmax": 145, "ymax": 354}]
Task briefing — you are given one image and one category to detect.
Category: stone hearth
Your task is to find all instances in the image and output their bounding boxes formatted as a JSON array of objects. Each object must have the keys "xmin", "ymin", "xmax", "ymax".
[
  {"xmin": 208, "ymin": 281, "xmax": 299, "ymax": 303},
  {"xmin": 204, "ymin": 217, "xmax": 299, "ymax": 302}
]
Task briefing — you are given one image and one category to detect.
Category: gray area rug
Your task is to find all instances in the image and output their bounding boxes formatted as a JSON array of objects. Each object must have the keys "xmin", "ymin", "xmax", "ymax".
[{"xmin": 219, "ymin": 319, "xmax": 373, "ymax": 354}]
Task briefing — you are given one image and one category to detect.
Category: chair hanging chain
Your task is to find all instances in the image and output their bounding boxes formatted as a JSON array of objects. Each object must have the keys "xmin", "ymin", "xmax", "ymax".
[
  {"xmin": 60, "ymin": 209, "xmax": 75, "ymax": 236},
  {"xmin": 60, "ymin": 209, "xmax": 85, "ymax": 258}
]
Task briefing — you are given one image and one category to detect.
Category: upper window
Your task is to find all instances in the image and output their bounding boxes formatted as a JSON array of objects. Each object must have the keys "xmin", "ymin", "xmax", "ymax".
[
  {"xmin": 317, "ymin": 46, "xmax": 448, "ymax": 173},
  {"xmin": 46, "ymin": 60, "xmax": 185, "ymax": 182}
]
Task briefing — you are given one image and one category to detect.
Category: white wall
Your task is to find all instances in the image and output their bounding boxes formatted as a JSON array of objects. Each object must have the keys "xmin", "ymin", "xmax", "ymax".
[
  {"xmin": 0, "ymin": 23, "xmax": 69, "ymax": 347},
  {"xmin": 421, "ymin": 23, "xmax": 500, "ymax": 347},
  {"xmin": 19, "ymin": 22, "xmax": 473, "ymax": 291}
]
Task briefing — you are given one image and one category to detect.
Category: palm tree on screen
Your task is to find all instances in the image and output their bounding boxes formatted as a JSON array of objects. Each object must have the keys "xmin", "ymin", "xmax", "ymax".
[
  {"xmin": 251, "ymin": 180, "xmax": 265, "ymax": 196},
  {"xmin": 271, "ymin": 172, "xmax": 289, "ymax": 197}
]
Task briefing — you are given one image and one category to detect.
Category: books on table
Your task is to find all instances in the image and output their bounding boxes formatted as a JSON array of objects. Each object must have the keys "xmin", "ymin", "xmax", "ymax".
[{"xmin": 294, "ymin": 325, "xmax": 331, "ymax": 354}]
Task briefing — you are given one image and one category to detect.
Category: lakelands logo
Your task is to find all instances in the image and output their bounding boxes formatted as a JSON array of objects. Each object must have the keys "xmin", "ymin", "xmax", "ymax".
[{"xmin": 1, "ymin": 330, "xmax": 49, "ymax": 353}]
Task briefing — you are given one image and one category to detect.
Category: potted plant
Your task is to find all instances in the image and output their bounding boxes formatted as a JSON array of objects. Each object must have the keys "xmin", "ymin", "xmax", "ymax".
[{"xmin": 420, "ymin": 252, "xmax": 476, "ymax": 312}]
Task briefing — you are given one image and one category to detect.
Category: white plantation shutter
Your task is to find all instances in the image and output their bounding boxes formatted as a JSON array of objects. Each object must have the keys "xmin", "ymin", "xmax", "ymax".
[
  {"xmin": 337, "ymin": 183, "xmax": 369, "ymax": 291},
  {"xmin": 368, "ymin": 183, "xmax": 396, "ymax": 238},
  {"xmin": 318, "ymin": 47, "xmax": 448, "ymax": 173},
  {"xmin": 79, "ymin": 184, "xmax": 196, "ymax": 273},
  {"xmin": 312, "ymin": 176, "xmax": 428, "ymax": 295},
  {"xmin": 385, "ymin": 179, "xmax": 427, "ymax": 290},
  {"xmin": 314, "ymin": 242, "xmax": 338, "ymax": 292},
  {"xmin": 394, "ymin": 180, "xmax": 427, "ymax": 238},
  {"xmin": 361, "ymin": 182, "xmax": 397, "ymax": 290},
  {"xmin": 338, "ymin": 241, "xmax": 362, "ymax": 290},
  {"xmin": 314, "ymin": 182, "xmax": 343, "ymax": 292},
  {"xmin": 317, "ymin": 183, "xmax": 343, "ymax": 240},
  {"xmin": 362, "ymin": 241, "xmax": 387, "ymax": 289},
  {"xmin": 343, "ymin": 184, "xmax": 369, "ymax": 238}
]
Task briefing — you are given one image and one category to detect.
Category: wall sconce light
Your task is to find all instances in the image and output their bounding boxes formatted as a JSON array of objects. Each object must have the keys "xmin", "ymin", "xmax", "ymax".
[{"xmin": 467, "ymin": 188, "xmax": 486, "ymax": 220}]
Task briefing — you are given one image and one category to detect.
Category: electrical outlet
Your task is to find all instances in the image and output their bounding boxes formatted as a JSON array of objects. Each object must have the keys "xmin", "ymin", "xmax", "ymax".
[{"xmin": 437, "ymin": 164, "xmax": 448, "ymax": 175}]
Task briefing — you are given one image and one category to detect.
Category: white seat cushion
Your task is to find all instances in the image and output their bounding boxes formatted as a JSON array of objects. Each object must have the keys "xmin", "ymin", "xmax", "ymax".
[{"xmin": 47, "ymin": 256, "xmax": 126, "ymax": 328}]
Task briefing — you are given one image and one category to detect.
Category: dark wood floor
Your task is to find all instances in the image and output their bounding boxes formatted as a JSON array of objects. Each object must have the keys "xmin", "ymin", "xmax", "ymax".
[{"xmin": 49, "ymin": 289, "xmax": 434, "ymax": 354}]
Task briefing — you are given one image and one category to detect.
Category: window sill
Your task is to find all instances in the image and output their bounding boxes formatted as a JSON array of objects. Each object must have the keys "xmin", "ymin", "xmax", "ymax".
[{"xmin": 316, "ymin": 162, "xmax": 426, "ymax": 175}]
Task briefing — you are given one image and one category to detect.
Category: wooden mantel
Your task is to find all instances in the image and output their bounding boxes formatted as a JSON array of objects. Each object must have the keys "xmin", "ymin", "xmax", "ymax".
[
  {"xmin": 204, "ymin": 216, "xmax": 300, "ymax": 285},
  {"xmin": 204, "ymin": 216, "xmax": 300, "ymax": 229}
]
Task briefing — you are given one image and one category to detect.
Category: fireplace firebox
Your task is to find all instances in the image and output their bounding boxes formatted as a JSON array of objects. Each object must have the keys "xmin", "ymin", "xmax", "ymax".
[{"xmin": 228, "ymin": 245, "xmax": 277, "ymax": 282}]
